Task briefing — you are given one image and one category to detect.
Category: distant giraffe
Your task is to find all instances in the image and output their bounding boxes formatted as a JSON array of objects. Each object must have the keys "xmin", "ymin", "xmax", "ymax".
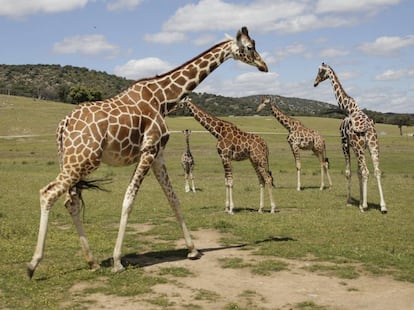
[
  {"xmin": 179, "ymin": 97, "xmax": 276, "ymax": 214},
  {"xmin": 181, "ymin": 129, "xmax": 196, "ymax": 193},
  {"xmin": 257, "ymin": 96, "xmax": 332, "ymax": 191},
  {"xmin": 27, "ymin": 27, "xmax": 268, "ymax": 278},
  {"xmin": 314, "ymin": 63, "xmax": 387, "ymax": 213}
]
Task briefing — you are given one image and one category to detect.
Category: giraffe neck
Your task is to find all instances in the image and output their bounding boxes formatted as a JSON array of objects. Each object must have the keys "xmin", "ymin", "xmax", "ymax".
[
  {"xmin": 327, "ymin": 68, "xmax": 360, "ymax": 114},
  {"xmin": 185, "ymin": 101, "xmax": 224, "ymax": 139},
  {"xmin": 117, "ymin": 40, "xmax": 234, "ymax": 113},
  {"xmin": 269, "ymin": 104, "xmax": 297, "ymax": 131},
  {"xmin": 185, "ymin": 135, "xmax": 191, "ymax": 153}
]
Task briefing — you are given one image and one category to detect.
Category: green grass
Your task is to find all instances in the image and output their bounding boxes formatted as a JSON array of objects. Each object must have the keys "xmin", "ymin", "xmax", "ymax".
[{"xmin": 1, "ymin": 95, "xmax": 414, "ymax": 309}]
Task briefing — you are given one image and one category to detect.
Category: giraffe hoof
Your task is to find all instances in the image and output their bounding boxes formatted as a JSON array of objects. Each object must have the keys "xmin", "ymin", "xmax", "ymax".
[
  {"xmin": 381, "ymin": 209, "xmax": 388, "ymax": 214},
  {"xmin": 88, "ymin": 261, "xmax": 100, "ymax": 271},
  {"xmin": 187, "ymin": 249, "xmax": 202, "ymax": 260},
  {"xmin": 112, "ymin": 262, "xmax": 125, "ymax": 273},
  {"xmin": 26, "ymin": 264, "xmax": 35, "ymax": 279}
]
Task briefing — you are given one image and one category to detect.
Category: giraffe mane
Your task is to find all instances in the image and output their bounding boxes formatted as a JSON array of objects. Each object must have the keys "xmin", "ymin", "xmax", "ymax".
[{"xmin": 128, "ymin": 39, "xmax": 233, "ymax": 85}]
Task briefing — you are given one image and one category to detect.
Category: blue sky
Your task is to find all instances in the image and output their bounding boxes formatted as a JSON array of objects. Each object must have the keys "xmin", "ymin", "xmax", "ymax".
[{"xmin": 1, "ymin": 0, "xmax": 413, "ymax": 113}]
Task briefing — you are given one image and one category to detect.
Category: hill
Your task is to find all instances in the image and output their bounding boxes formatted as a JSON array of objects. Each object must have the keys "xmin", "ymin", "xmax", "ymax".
[{"xmin": 0, "ymin": 64, "xmax": 412, "ymax": 126}]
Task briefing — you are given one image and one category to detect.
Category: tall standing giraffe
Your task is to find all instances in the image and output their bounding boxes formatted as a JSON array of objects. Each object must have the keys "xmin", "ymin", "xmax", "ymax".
[
  {"xmin": 179, "ymin": 97, "xmax": 276, "ymax": 214},
  {"xmin": 257, "ymin": 96, "xmax": 332, "ymax": 191},
  {"xmin": 313, "ymin": 63, "xmax": 387, "ymax": 213},
  {"xmin": 27, "ymin": 27, "xmax": 268, "ymax": 278},
  {"xmin": 181, "ymin": 129, "xmax": 196, "ymax": 193}
]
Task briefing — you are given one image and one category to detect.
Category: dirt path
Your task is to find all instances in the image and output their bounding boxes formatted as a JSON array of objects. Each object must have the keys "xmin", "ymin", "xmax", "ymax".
[{"xmin": 71, "ymin": 229, "xmax": 414, "ymax": 309}]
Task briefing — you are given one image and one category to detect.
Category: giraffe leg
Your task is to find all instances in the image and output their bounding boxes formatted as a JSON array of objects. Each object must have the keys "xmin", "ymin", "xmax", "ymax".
[
  {"xmin": 151, "ymin": 152, "xmax": 200, "ymax": 259},
  {"xmin": 370, "ymin": 146, "xmax": 387, "ymax": 213},
  {"xmin": 225, "ymin": 177, "xmax": 235, "ymax": 214},
  {"xmin": 64, "ymin": 186, "xmax": 99, "ymax": 270},
  {"xmin": 266, "ymin": 179, "xmax": 277, "ymax": 213},
  {"xmin": 189, "ymin": 171, "xmax": 196, "ymax": 193},
  {"xmin": 358, "ymin": 166, "xmax": 369, "ymax": 212},
  {"xmin": 255, "ymin": 164, "xmax": 276, "ymax": 213},
  {"xmin": 292, "ymin": 150, "xmax": 301, "ymax": 191},
  {"xmin": 222, "ymin": 159, "xmax": 234, "ymax": 214},
  {"xmin": 184, "ymin": 172, "xmax": 190, "ymax": 192},
  {"xmin": 112, "ymin": 151, "xmax": 155, "ymax": 273},
  {"xmin": 374, "ymin": 168, "xmax": 387, "ymax": 213},
  {"xmin": 324, "ymin": 159, "xmax": 333, "ymax": 190},
  {"xmin": 342, "ymin": 143, "xmax": 352, "ymax": 206},
  {"xmin": 27, "ymin": 177, "xmax": 70, "ymax": 278},
  {"xmin": 258, "ymin": 183, "xmax": 264, "ymax": 213}
]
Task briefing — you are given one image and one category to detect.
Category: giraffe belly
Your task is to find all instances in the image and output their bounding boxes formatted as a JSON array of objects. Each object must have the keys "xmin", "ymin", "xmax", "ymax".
[{"xmin": 101, "ymin": 141, "xmax": 140, "ymax": 166}]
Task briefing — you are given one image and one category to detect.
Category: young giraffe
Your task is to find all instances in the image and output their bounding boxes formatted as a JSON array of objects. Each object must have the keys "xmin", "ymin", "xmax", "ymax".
[
  {"xmin": 257, "ymin": 96, "xmax": 332, "ymax": 191},
  {"xmin": 27, "ymin": 27, "xmax": 268, "ymax": 278},
  {"xmin": 313, "ymin": 63, "xmax": 387, "ymax": 213},
  {"xmin": 179, "ymin": 97, "xmax": 276, "ymax": 214},
  {"xmin": 181, "ymin": 129, "xmax": 196, "ymax": 193}
]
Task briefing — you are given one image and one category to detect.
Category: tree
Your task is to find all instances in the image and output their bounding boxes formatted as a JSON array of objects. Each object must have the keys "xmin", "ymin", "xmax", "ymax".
[
  {"xmin": 68, "ymin": 86, "xmax": 102, "ymax": 104},
  {"xmin": 388, "ymin": 114, "xmax": 413, "ymax": 136}
]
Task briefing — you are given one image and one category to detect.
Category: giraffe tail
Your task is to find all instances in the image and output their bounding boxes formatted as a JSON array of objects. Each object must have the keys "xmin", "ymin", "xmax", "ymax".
[
  {"xmin": 323, "ymin": 144, "xmax": 330, "ymax": 169},
  {"xmin": 74, "ymin": 178, "xmax": 112, "ymax": 220},
  {"xmin": 268, "ymin": 170, "xmax": 276, "ymax": 188},
  {"xmin": 75, "ymin": 178, "xmax": 112, "ymax": 192}
]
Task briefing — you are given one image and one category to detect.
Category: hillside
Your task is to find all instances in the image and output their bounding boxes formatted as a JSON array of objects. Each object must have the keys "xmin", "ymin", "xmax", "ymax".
[{"xmin": 0, "ymin": 64, "xmax": 412, "ymax": 126}]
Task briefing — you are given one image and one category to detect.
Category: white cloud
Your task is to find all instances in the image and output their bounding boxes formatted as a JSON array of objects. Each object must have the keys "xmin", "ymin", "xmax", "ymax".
[
  {"xmin": 0, "ymin": 0, "xmax": 88, "ymax": 17},
  {"xmin": 113, "ymin": 58, "xmax": 174, "ymax": 79},
  {"xmin": 320, "ymin": 48, "xmax": 349, "ymax": 58},
  {"xmin": 316, "ymin": 0, "xmax": 400, "ymax": 14},
  {"xmin": 161, "ymin": 0, "xmax": 305, "ymax": 33},
  {"xmin": 375, "ymin": 68, "xmax": 414, "ymax": 81},
  {"xmin": 192, "ymin": 34, "xmax": 218, "ymax": 47},
  {"xmin": 272, "ymin": 14, "xmax": 357, "ymax": 34},
  {"xmin": 53, "ymin": 35, "xmax": 120, "ymax": 57},
  {"xmin": 358, "ymin": 35, "xmax": 414, "ymax": 56},
  {"xmin": 106, "ymin": 0, "xmax": 143, "ymax": 11},
  {"xmin": 274, "ymin": 43, "xmax": 308, "ymax": 63},
  {"xmin": 144, "ymin": 32, "xmax": 187, "ymax": 44}
]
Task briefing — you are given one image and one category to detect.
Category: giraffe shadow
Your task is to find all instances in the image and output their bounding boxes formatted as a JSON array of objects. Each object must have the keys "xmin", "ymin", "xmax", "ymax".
[
  {"xmin": 100, "ymin": 236, "xmax": 296, "ymax": 269},
  {"xmin": 299, "ymin": 186, "xmax": 323, "ymax": 191},
  {"xmin": 346, "ymin": 197, "xmax": 383, "ymax": 212},
  {"xmin": 230, "ymin": 207, "xmax": 281, "ymax": 214}
]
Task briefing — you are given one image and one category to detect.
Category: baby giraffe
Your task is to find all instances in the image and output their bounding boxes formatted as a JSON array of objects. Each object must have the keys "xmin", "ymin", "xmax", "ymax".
[
  {"xmin": 257, "ymin": 96, "xmax": 332, "ymax": 191},
  {"xmin": 179, "ymin": 97, "xmax": 277, "ymax": 214},
  {"xmin": 181, "ymin": 129, "xmax": 196, "ymax": 192}
]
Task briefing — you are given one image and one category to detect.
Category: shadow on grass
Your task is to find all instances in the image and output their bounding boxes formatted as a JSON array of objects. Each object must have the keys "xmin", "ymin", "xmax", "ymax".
[
  {"xmin": 100, "ymin": 235, "xmax": 296, "ymax": 269},
  {"xmin": 346, "ymin": 197, "xmax": 385, "ymax": 213}
]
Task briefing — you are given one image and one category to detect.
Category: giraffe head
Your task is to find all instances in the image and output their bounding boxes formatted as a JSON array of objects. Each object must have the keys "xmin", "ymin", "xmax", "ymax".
[
  {"xmin": 232, "ymin": 27, "xmax": 268, "ymax": 72},
  {"xmin": 313, "ymin": 62, "xmax": 330, "ymax": 87},
  {"xmin": 256, "ymin": 96, "xmax": 271, "ymax": 112},
  {"xmin": 182, "ymin": 129, "xmax": 192, "ymax": 136}
]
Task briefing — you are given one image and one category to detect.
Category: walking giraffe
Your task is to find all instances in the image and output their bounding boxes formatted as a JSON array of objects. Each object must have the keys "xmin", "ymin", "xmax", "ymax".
[
  {"xmin": 27, "ymin": 26, "xmax": 268, "ymax": 278},
  {"xmin": 178, "ymin": 97, "xmax": 276, "ymax": 214},
  {"xmin": 257, "ymin": 96, "xmax": 332, "ymax": 191},
  {"xmin": 313, "ymin": 63, "xmax": 387, "ymax": 213},
  {"xmin": 181, "ymin": 129, "xmax": 196, "ymax": 193}
]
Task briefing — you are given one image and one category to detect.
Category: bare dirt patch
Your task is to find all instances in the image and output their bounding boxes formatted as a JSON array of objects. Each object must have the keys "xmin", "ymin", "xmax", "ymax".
[{"xmin": 70, "ymin": 229, "xmax": 414, "ymax": 309}]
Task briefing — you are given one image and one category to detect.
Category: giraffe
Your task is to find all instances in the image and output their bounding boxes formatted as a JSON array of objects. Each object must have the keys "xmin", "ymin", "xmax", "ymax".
[
  {"xmin": 313, "ymin": 63, "xmax": 387, "ymax": 213},
  {"xmin": 181, "ymin": 129, "xmax": 196, "ymax": 193},
  {"xmin": 257, "ymin": 96, "xmax": 332, "ymax": 191},
  {"xmin": 27, "ymin": 26, "xmax": 268, "ymax": 278},
  {"xmin": 178, "ymin": 97, "xmax": 276, "ymax": 214}
]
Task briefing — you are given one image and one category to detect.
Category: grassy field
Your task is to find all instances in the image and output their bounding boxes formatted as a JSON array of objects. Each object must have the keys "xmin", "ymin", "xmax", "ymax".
[{"xmin": 1, "ymin": 95, "xmax": 414, "ymax": 309}]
